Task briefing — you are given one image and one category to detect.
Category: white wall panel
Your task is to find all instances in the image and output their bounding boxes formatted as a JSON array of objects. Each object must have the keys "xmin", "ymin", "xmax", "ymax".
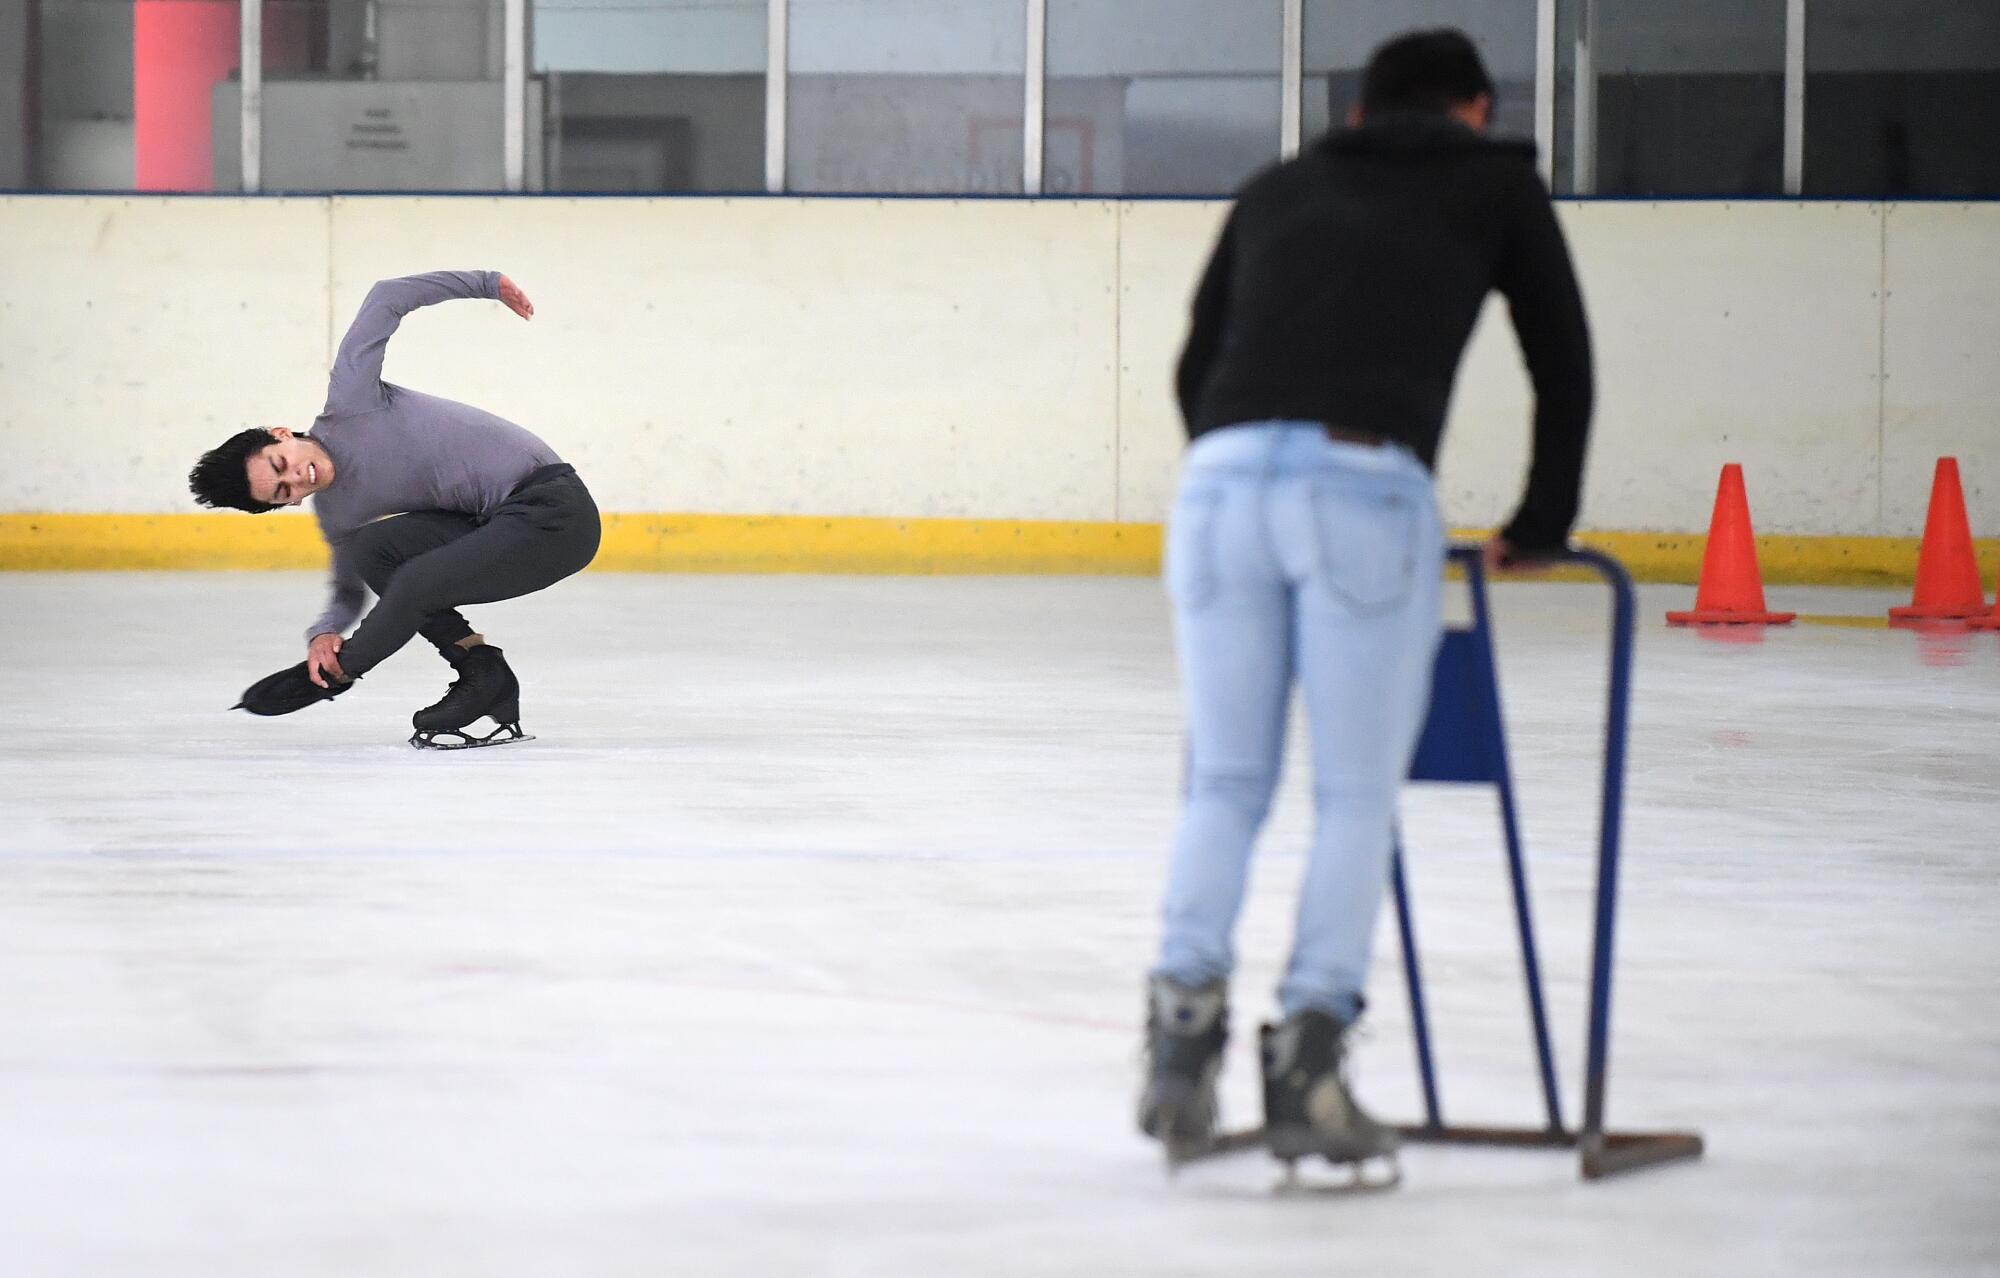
[
  {"xmin": 1523, "ymin": 201, "xmax": 1884, "ymax": 537},
  {"xmin": 1881, "ymin": 203, "xmax": 2000, "ymax": 540},
  {"xmin": 1114, "ymin": 200, "xmax": 1227, "ymax": 523},
  {"xmin": 0, "ymin": 197, "xmax": 330, "ymax": 514},
  {"xmin": 1371, "ymin": 200, "xmax": 1891, "ymax": 537},
  {"xmin": 0, "ymin": 195, "xmax": 1992, "ymax": 539},
  {"xmin": 1430, "ymin": 294, "xmax": 1537, "ymax": 533},
  {"xmin": 326, "ymin": 195, "xmax": 1121, "ymax": 520}
]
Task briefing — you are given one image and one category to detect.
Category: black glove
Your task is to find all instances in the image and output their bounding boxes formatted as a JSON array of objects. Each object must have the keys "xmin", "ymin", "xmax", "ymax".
[{"xmin": 234, "ymin": 661, "xmax": 355, "ymax": 717}]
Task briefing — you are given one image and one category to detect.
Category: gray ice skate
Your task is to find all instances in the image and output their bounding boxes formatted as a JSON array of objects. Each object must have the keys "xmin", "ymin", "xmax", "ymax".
[
  {"xmin": 1259, "ymin": 1010, "xmax": 1401, "ymax": 1192},
  {"xmin": 1137, "ymin": 976, "xmax": 1228, "ymax": 1160}
]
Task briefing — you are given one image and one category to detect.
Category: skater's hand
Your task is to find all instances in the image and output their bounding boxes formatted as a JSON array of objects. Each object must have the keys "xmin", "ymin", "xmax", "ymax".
[
  {"xmin": 497, "ymin": 275, "xmax": 534, "ymax": 320},
  {"xmin": 307, "ymin": 633, "xmax": 346, "ymax": 687},
  {"xmin": 1482, "ymin": 535, "xmax": 1555, "ymax": 578}
]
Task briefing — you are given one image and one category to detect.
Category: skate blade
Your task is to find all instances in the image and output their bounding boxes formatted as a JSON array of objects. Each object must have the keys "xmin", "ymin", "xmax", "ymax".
[
  {"xmin": 1167, "ymin": 1128, "xmax": 1403, "ymax": 1194},
  {"xmin": 410, "ymin": 722, "xmax": 535, "ymax": 751},
  {"xmin": 1272, "ymin": 1152, "xmax": 1403, "ymax": 1197}
]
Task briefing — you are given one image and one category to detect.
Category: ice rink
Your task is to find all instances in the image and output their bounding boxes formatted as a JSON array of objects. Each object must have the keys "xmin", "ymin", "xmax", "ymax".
[{"xmin": 1, "ymin": 571, "xmax": 1996, "ymax": 1277}]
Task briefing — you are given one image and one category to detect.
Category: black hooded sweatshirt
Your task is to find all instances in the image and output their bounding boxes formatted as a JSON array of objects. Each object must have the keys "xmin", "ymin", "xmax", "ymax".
[{"xmin": 1175, "ymin": 112, "xmax": 1594, "ymax": 552}]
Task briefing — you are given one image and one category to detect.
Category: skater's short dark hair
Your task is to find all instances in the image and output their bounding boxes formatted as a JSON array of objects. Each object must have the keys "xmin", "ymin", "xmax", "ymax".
[
  {"xmin": 189, "ymin": 428, "xmax": 284, "ymax": 513},
  {"xmin": 1361, "ymin": 29, "xmax": 1495, "ymax": 116}
]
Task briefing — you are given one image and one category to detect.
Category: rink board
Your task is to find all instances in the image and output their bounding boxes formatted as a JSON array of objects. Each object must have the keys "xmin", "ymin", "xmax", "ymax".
[{"xmin": 2, "ymin": 197, "xmax": 1997, "ymax": 543}]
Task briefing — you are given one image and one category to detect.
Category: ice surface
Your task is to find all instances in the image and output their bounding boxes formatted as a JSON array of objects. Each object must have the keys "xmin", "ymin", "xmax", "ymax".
[{"xmin": 0, "ymin": 572, "xmax": 1995, "ymax": 1277}]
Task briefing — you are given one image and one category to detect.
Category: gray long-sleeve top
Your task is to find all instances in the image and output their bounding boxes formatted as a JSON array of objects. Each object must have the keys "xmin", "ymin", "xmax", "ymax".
[{"xmin": 304, "ymin": 271, "xmax": 560, "ymax": 642}]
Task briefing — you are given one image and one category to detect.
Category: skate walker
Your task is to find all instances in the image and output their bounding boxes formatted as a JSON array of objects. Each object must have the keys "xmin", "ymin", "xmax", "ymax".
[{"xmin": 1388, "ymin": 546, "xmax": 1702, "ymax": 1180}]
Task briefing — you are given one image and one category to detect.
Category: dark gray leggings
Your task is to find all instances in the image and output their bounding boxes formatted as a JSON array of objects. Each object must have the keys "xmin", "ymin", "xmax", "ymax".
[{"xmin": 338, "ymin": 466, "xmax": 601, "ymax": 678}]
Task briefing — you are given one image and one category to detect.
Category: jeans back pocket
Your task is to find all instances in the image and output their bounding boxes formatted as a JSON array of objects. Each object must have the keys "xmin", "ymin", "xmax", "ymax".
[{"xmin": 1308, "ymin": 484, "xmax": 1420, "ymax": 615}]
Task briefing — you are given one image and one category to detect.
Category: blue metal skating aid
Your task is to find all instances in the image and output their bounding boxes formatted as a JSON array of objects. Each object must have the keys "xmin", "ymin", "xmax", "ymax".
[{"xmin": 1388, "ymin": 546, "xmax": 1703, "ymax": 1180}]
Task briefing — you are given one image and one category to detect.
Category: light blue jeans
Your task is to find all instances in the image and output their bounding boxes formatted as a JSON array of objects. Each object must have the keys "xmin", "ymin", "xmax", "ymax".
[{"xmin": 1155, "ymin": 422, "xmax": 1445, "ymax": 1023}]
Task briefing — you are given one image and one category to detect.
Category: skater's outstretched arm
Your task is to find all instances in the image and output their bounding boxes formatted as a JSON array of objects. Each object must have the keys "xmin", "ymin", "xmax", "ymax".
[
  {"xmin": 304, "ymin": 543, "xmax": 367, "ymax": 684},
  {"xmin": 323, "ymin": 271, "xmax": 535, "ymax": 416},
  {"xmin": 1493, "ymin": 167, "xmax": 1593, "ymax": 560}
]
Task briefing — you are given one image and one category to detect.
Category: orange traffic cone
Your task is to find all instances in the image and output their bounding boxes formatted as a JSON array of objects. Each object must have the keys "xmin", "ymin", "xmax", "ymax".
[
  {"xmin": 1889, "ymin": 458, "xmax": 1987, "ymax": 621},
  {"xmin": 1666, "ymin": 464, "xmax": 1796, "ymax": 625}
]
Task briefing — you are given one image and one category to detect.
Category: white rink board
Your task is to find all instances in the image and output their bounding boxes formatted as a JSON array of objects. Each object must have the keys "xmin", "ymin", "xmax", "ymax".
[
  {"xmin": 1554, "ymin": 201, "xmax": 1887, "ymax": 537},
  {"xmin": 1114, "ymin": 200, "xmax": 1229, "ymax": 523},
  {"xmin": 326, "ymin": 196, "xmax": 1124, "ymax": 521},
  {"xmin": 1880, "ymin": 202, "xmax": 2000, "ymax": 538},
  {"xmin": 0, "ymin": 197, "xmax": 332, "ymax": 512},
  {"xmin": 0, "ymin": 194, "xmax": 1994, "ymax": 535}
]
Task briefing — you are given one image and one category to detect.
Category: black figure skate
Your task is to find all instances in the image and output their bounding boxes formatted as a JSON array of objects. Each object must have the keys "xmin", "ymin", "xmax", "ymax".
[
  {"xmin": 410, "ymin": 645, "xmax": 533, "ymax": 750},
  {"xmin": 235, "ymin": 661, "xmax": 353, "ymax": 716}
]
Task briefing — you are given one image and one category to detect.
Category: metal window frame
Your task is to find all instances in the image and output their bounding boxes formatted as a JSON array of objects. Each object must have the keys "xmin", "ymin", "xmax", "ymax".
[
  {"xmin": 766, "ymin": 0, "xmax": 789, "ymax": 192},
  {"xmin": 1535, "ymin": 0, "xmax": 1556, "ymax": 184},
  {"xmin": 503, "ymin": 0, "xmax": 526, "ymax": 191},
  {"xmin": 1024, "ymin": 0, "xmax": 1047, "ymax": 194},
  {"xmin": 1280, "ymin": 0, "xmax": 1303, "ymax": 159},
  {"xmin": 239, "ymin": 0, "xmax": 261, "ymax": 192},
  {"xmin": 1784, "ymin": 0, "xmax": 1805, "ymax": 194},
  {"xmin": 1571, "ymin": 0, "xmax": 1596, "ymax": 195}
]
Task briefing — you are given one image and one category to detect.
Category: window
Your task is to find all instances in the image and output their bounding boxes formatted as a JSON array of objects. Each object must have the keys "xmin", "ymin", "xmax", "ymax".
[
  {"xmin": 788, "ymin": 0, "xmax": 1026, "ymax": 194},
  {"xmin": 217, "ymin": 0, "xmax": 529, "ymax": 192},
  {"xmin": 19, "ymin": 1, "xmax": 1987, "ymax": 199},
  {"xmin": 1559, "ymin": 0, "xmax": 1786, "ymax": 196},
  {"xmin": 1805, "ymin": 0, "xmax": 2000, "ymax": 197},
  {"xmin": 1046, "ymin": 0, "xmax": 1281, "ymax": 196},
  {"xmin": 1304, "ymin": 1, "xmax": 1537, "ymax": 145},
  {"xmin": 534, "ymin": 0, "xmax": 766, "ymax": 193}
]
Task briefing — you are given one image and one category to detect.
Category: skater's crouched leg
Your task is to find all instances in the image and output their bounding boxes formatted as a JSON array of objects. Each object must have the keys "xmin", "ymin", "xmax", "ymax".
[
  {"xmin": 348, "ymin": 511, "xmax": 481, "ymax": 592},
  {"xmin": 337, "ymin": 517, "xmax": 495, "ymax": 678},
  {"xmin": 344, "ymin": 513, "xmax": 481, "ymax": 664}
]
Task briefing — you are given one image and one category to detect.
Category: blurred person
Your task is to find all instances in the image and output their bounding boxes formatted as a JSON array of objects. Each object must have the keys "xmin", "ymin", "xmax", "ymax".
[
  {"xmin": 188, "ymin": 271, "xmax": 600, "ymax": 748},
  {"xmin": 1139, "ymin": 29, "xmax": 1594, "ymax": 1177}
]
